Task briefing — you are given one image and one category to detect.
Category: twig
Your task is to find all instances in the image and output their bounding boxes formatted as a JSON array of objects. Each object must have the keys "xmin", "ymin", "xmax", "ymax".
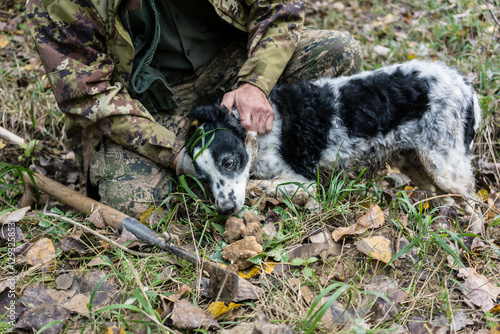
[
  {"xmin": 0, "ymin": 9, "xmax": 16, "ymax": 16},
  {"xmin": 0, "ymin": 126, "xmax": 26, "ymax": 146},
  {"xmin": 490, "ymin": 8, "xmax": 500, "ymax": 27}
]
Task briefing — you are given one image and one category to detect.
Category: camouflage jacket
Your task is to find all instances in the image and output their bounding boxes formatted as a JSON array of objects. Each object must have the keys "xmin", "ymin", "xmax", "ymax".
[{"xmin": 26, "ymin": 0, "xmax": 306, "ymax": 172}]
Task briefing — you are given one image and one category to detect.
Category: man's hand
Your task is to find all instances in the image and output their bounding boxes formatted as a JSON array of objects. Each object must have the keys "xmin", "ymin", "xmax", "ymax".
[{"xmin": 221, "ymin": 83, "xmax": 274, "ymax": 134}]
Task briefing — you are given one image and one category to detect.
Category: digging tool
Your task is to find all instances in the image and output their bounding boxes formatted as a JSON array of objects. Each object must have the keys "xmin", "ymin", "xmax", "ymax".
[{"xmin": 22, "ymin": 172, "xmax": 239, "ymax": 302}]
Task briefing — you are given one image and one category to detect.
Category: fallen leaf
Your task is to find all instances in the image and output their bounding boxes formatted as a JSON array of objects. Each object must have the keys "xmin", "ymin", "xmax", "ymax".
[
  {"xmin": 25, "ymin": 237, "xmax": 56, "ymax": 268},
  {"xmin": 457, "ymin": 267, "xmax": 500, "ymax": 311},
  {"xmin": 253, "ymin": 312, "xmax": 293, "ymax": 334},
  {"xmin": 87, "ymin": 256, "xmax": 109, "ymax": 267},
  {"xmin": 60, "ymin": 236, "xmax": 90, "ymax": 254},
  {"xmin": 0, "ymin": 206, "xmax": 30, "ymax": 225},
  {"xmin": 289, "ymin": 242, "xmax": 329, "ymax": 260},
  {"xmin": 288, "ymin": 278, "xmax": 314, "ymax": 304},
  {"xmin": 433, "ymin": 310, "xmax": 472, "ymax": 332},
  {"xmin": 0, "ymin": 35, "xmax": 8, "ymax": 49},
  {"xmin": 355, "ymin": 236, "xmax": 392, "ymax": 264},
  {"xmin": 332, "ymin": 205, "xmax": 385, "ymax": 241},
  {"xmin": 87, "ymin": 209, "xmax": 105, "ymax": 228},
  {"xmin": 0, "ymin": 224, "xmax": 24, "ymax": 246},
  {"xmin": 0, "ymin": 289, "xmax": 26, "ymax": 323},
  {"xmin": 22, "ymin": 282, "xmax": 56, "ymax": 307},
  {"xmin": 55, "ymin": 274, "xmax": 74, "ymax": 291},
  {"xmin": 364, "ymin": 276, "xmax": 408, "ymax": 322},
  {"xmin": 407, "ymin": 316, "xmax": 446, "ymax": 334},
  {"xmin": 221, "ymin": 323, "xmax": 254, "ymax": 334},
  {"xmin": 15, "ymin": 303, "xmax": 70, "ymax": 334},
  {"xmin": 116, "ymin": 227, "xmax": 146, "ymax": 248},
  {"xmin": 208, "ymin": 301, "xmax": 241, "ymax": 319},
  {"xmin": 106, "ymin": 326, "xmax": 126, "ymax": 334},
  {"xmin": 170, "ymin": 299, "xmax": 220, "ymax": 330},
  {"xmin": 62, "ymin": 293, "xmax": 91, "ymax": 316}
]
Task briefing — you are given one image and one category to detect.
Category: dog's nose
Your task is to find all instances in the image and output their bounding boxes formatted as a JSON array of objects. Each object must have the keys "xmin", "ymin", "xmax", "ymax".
[{"xmin": 218, "ymin": 201, "xmax": 237, "ymax": 215}]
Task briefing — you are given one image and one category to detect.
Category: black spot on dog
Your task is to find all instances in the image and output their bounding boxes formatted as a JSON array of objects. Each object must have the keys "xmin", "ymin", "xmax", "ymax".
[
  {"xmin": 463, "ymin": 100, "xmax": 476, "ymax": 154},
  {"xmin": 218, "ymin": 191, "xmax": 225, "ymax": 200},
  {"xmin": 228, "ymin": 190, "xmax": 236, "ymax": 202},
  {"xmin": 270, "ymin": 81, "xmax": 336, "ymax": 179},
  {"xmin": 338, "ymin": 68, "xmax": 434, "ymax": 138}
]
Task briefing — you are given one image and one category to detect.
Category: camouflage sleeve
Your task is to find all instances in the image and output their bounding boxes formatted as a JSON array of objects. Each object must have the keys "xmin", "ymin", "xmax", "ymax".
[
  {"xmin": 25, "ymin": 0, "xmax": 178, "ymax": 167},
  {"xmin": 237, "ymin": 0, "xmax": 306, "ymax": 96}
]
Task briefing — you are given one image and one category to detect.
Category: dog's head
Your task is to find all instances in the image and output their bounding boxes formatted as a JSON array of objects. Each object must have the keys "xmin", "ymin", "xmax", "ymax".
[{"xmin": 178, "ymin": 104, "xmax": 255, "ymax": 215}]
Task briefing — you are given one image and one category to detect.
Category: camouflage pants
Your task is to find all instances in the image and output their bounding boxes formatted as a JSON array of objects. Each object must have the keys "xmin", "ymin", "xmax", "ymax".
[{"xmin": 89, "ymin": 27, "xmax": 362, "ymax": 217}]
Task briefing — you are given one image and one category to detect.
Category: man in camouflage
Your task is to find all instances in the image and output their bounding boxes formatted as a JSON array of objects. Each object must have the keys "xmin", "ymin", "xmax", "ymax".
[{"xmin": 26, "ymin": 0, "xmax": 362, "ymax": 217}]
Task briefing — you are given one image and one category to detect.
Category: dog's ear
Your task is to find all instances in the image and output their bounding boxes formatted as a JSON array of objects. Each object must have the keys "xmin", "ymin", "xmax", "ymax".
[{"xmin": 190, "ymin": 104, "xmax": 229, "ymax": 124}]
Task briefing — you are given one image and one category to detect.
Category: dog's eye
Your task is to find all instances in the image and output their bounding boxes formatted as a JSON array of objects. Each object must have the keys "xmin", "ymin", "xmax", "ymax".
[{"xmin": 222, "ymin": 158, "xmax": 235, "ymax": 171}]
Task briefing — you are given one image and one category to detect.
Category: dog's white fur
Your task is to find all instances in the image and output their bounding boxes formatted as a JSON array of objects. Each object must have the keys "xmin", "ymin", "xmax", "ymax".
[{"xmin": 179, "ymin": 60, "xmax": 484, "ymax": 235}]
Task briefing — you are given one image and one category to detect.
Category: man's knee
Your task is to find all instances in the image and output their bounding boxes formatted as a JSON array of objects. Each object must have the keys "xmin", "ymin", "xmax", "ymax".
[
  {"xmin": 282, "ymin": 28, "xmax": 362, "ymax": 82},
  {"xmin": 89, "ymin": 139, "xmax": 172, "ymax": 218}
]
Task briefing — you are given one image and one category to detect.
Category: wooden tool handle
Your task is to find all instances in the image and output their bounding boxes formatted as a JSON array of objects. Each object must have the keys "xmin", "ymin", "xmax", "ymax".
[{"xmin": 23, "ymin": 172, "xmax": 127, "ymax": 230}]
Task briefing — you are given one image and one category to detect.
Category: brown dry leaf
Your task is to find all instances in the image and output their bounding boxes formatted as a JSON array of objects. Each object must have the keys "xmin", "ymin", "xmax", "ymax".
[
  {"xmin": 87, "ymin": 255, "xmax": 109, "ymax": 267},
  {"xmin": 62, "ymin": 293, "xmax": 91, "ymax": 316},
  {"xmin": 25, "ymin": 237, "xmax": 56, "ymax": 267},
  {"xmin": 221, "ymin": 323, "xmax": 254, "ymax": 334},
  {"xmin": 332, "ymin": 205, "xmax": 385, "ymax": 241},
  {"xmin": 407, "ymin": 316, "xmax": 446, "ymax": 334},
  {"xmin": 55, "ymin": 274, "xmax": 74, "ymax": 291},
  {"xmin": 289, "ymin": 242, "xmax": 329, "ymax": 260},
  {"xmin": 355, "ymin": 236, "xmax": 392, "ymax": 264},
  {"xmin": 170, "ymin": 299, "xmax": 220, "ymax": 330},
  {"xmin": 61, "ymin": 236, "xmax": 90, "ymax": 254},
  {"xmin": 457, "ymin": 267, "xmax": 500, "ymax": 311},
  {"xmin": 0, "ymin": 206, "xmax": 30, "ymax": 225},
  {"xmin": 0, "ymin": 223, "xmax": 24, "ymax": 246},
  {"xmin": 253, "ymin": 312, "xmax": 293, "ymax": 334},
  {"xmin": 87, "ymin": 209, "xmax": 105, "ymax": 228},
  {"xmin": 116, "ymin": 227, "xmax": 146, "ymax": 248},
  {"xmin": 288, "ymin": 278, "xmax": 314, "ymax": 304},
  {"xmin": 0, "ymin": 289, "xmax": 26, "ymax": 323},
  {"xmin": 15, "ymin": 303, "xmax": 70, "ymax": 334}
]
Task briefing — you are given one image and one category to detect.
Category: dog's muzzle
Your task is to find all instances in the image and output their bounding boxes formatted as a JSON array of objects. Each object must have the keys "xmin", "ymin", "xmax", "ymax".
[{"xmin": 217, "ymin": 200, "xmax": 239, "ymax": 216}]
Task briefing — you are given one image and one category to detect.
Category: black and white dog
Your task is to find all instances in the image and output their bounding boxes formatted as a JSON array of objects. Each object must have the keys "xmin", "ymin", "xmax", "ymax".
[{"xmin": 176, "ymin": 60, "xmax": 483, "ymax": 234}]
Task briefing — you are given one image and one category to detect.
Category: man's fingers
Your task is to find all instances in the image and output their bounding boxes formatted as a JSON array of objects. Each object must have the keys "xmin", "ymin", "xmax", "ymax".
[
  {"xmin": 238, "ymin": 107, "xmax": 253, "ymax": 131},
  {"xmin": 221, "ymin": 93, "xmax": 235, "ymax": 113},
  {"xmin": 265, "ymin": 113, "xmax": 274, "ymax": 133}
]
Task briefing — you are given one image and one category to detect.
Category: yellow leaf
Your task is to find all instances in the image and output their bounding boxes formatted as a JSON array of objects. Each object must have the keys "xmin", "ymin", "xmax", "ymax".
[
  {"xmin": 477, "ymin": 189, "xmax": 488, "ymax": 202},
  {"xmin": 238, "ymin": 262, "xmax": 277, "ymax": 279},
  {"xmin": 139, "ymin": 206, "xmax": 156, "ymax": 224},
  {"xmin": 26, "ymin": 237, "xmax": 56, "ymax": 267},
  {"xmin": 0, "ymin": 36, "xmax": 8, "ymax": 49},
  {"xmin": 24, "ymin": 63, "xmax": 37, "ymax": 71},
  {"xmin": 407, "ymin": 54, "xmax": 416, "ymax": 60},
  {"xmin": 208, "ymin": 301, "xmax": 241, "ymax": 319},
  {"xmin": 355, "ymin": 236, "xmax": 392, "ymax": 264},
  {"xmin": 106, "ymin": 326, "xmax": 126, "ymax": 334},
  {"xmin": 0, "ymin": 139, "xmax": 6, "ymax": 150}
]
